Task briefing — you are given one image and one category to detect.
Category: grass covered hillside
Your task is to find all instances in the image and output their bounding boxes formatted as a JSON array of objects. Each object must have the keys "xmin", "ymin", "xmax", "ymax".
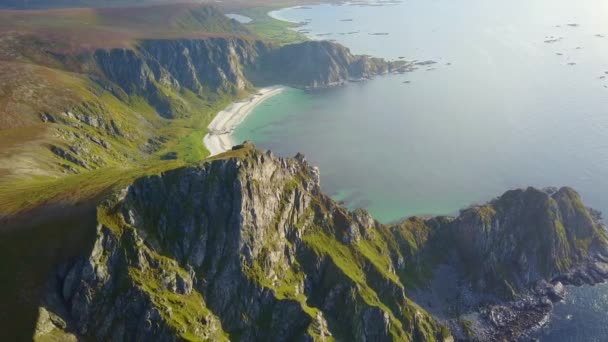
[
  {"xmin": 0, "ymin": 3, "xmax": 262, "ymax": 218},
  {"xmin": 0, "ymin": 0, "xmax": 321, "ymax": 45}
]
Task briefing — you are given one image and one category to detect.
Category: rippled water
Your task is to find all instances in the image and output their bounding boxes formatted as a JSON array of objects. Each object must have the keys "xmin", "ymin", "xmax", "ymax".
[
  {"xmin": 233, "ymin": 1, "xmax": 608, "ymax": 337},
  {"xmin": 532, "ymin": 283, "xmax": 608, "ymax": 341}
]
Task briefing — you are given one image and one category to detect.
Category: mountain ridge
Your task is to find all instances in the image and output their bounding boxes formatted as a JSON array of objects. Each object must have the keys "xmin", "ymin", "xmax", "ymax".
[
  {"xmin": 27, "ymin": 143, "xmax": 608, "ymax": 342},
  {"xmin": 32, "ymin": 144, "xmax": 449, "ymax": 341}
]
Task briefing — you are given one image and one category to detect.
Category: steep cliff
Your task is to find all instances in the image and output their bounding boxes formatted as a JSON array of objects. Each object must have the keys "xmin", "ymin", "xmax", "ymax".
[
  {"xmin": 35, "ymin": 144, "xmax": 450, "ymax": 342},
  {"xmin": 256, "ymin": 41, "xmax": 405, "ymax": 88},
  {"xmin": 448, "ymin": 187, "xmax": 608, "ymax": 294},
  {"xmin": 94, "ymin": 38, "xmax": 267, "ymax": 118}
]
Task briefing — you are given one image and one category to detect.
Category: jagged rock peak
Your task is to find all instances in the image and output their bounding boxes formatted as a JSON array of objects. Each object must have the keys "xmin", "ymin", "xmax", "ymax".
[
  {"xmin": 258, "ymin": 40, "xmax": 406, "ymax": 89},
  {"xmin": 32, "ymin": 143, "xmax": 608, "ymax": 341},
  {"xmin": 36, "ymin": 144, "xmax": 450, "ymax": 342}
]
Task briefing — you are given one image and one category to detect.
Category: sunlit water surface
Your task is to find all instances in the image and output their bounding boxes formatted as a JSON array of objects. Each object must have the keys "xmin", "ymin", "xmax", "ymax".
[{"xmin": 236, "ymin": 0, "xmax": 608, "ymax": 224}]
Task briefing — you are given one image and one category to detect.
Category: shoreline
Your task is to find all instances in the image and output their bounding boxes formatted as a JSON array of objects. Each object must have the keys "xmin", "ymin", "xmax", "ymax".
[{"xmin": 203, "ymin": 86, "xmax": 286, "ymax": 156}]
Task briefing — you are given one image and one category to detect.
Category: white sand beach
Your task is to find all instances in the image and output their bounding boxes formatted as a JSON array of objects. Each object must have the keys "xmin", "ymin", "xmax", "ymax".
[{"xmin": 203, "ymin": 86, "xmax": 286, "ymax": 156}]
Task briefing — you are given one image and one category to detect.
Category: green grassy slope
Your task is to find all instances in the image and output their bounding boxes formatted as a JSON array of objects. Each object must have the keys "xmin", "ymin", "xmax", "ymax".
[
  {"xmin": 0, "ymin": 0, "xmax": 168, "ymax": 9},
  {"xmin": 0, "ymin": 4, "xmax": 260, "ymax": 218},
  {"xmin": 0, "ymin": 59, "xmax": 241, "ymax": 217}
]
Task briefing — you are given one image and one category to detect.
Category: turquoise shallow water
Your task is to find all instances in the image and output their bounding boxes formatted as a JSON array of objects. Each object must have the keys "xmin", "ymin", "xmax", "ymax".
[
  {"xmin": 233, "ymin": 0, "xmax": 608, "ymax": 337},
  {"xmin": 233, "ymin": 83, "xmax": 501, "ymax": 221}
]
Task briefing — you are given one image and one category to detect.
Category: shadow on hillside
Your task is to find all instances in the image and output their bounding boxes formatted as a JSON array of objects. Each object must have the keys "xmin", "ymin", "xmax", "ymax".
[{"xmin": 0, "ymin": 203, "xmax": 98, "ymax": 341}]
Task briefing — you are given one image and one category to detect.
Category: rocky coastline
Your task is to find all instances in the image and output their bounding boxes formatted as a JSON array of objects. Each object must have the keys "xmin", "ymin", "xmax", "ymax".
[{"xmin": 466, "ymin": 257, "xmax": 608, "ymax": 341}]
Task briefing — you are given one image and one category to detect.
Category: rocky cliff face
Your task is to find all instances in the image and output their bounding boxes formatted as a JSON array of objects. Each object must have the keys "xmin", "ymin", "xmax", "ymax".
[
  {"xmin": 95, "ymin": 38, "xmax": 267, "ymax": 118},
  {"xmin": 389, "ymin": 187, "xmax": 608, "ymax": 341},
  {"xmin": 448, "ymin": 186, "xmax": 608, "ymax": 295},
  {"xmin": 94, "ymin": 39, "xmax": 401, "ymax": 116},
  {"xmin": 96, "ymin": 38, "xmax": 268, "ymax": 97},
  {"xmin": 257, "ymin": 41, "xmax": 404, "ymax": 89},
  {"xmin": 139, "ymin": 39, "xmax": 267, "ymax": 93},
  {"xmin": 33, "ymin": 144, "xmax": 608, "ymax": 341},
  {"xmin": 35, "ymin": 144, "xmax": 450, "ymax": 342}
]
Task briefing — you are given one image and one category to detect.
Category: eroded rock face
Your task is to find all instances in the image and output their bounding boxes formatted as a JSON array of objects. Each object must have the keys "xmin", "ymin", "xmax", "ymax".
[
  {"xmin": 94, "ymin": 38, "xmax": 265, "ymax": 118},
  {"xmin": 94, "ymin": 39, "xmax": 402, "ymax": 118},
  {"xmin": 37, "ymin": 145, "xmax": 449, "ymax": 342},
  {"xmin": 397, "ymin": 187, "xmax": 608, "ymax": 341},
  {"xmin": 448, "ymin": 186, "xmax": 608, "ymax": 295},
  {"xmin": 36, "ymin": 145, "xmax": 608, "ymax": 342},
  {"xmin": 140, "ymin": 39, "xmax": 267, "ymax": 94},
  {"xmin": 258, "ymin": 41, "xmax": 404, "ymax": 88}
]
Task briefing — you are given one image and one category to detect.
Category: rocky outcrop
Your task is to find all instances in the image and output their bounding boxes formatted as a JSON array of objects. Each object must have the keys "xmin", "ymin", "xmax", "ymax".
[
  {"xmin": 94, "ymin": 38, "xmax": 266, "ymax": 118},
  {"xmin": 36, "ymin": 144, "xmax": 449, "ymax": 342},
  {"xmin": 96, "ymin": 38, "xmax": 267, "ymax": 98},
  {"xmin": 140, "ymin": 39, "xmax": 267, "ymax": 94},
  {"xmin": 392, "ymin": 187, "xmax": 608, "ymax": 341},
  {"xmin": 448, "ymin": 186, "xmax": 608, "ymax": 295},
  {"xmin": 257, "ymin": 41, "xmax": 406, "ymax": 89}
]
